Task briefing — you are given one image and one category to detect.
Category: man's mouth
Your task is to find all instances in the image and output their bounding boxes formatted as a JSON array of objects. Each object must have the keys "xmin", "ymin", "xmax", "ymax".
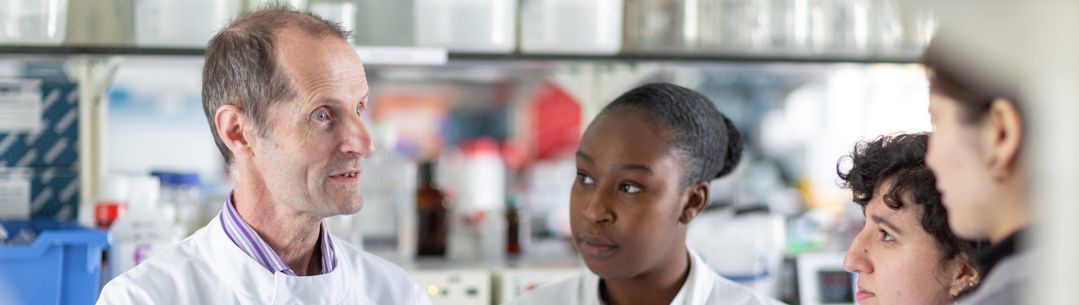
[
  {"xmin": 329, "ymin": 169, "xmax": 362, "ymax": 181},
  {"xmin": 331, "ymin": 171, "xmax": 360, "ymax": 177}
]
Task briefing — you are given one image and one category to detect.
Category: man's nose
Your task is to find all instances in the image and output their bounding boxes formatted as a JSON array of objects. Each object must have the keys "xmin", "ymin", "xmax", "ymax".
[{"xmin": 341, "ymin": 114, "xmax": 374, "ymax": 158}]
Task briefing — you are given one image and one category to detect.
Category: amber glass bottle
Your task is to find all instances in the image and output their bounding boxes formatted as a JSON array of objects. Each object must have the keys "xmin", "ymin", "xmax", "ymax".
[{"xmin": 416, "ymin": 161, "xmax": 448, "ymax": 256}]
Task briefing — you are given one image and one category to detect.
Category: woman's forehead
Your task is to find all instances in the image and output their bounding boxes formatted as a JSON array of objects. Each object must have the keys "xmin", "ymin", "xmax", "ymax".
[
  {"xmin": 868, "ymin": 185, "xmax": 925, "ymax": 225},
  {"xmin": 581, "ymin": 113, "xmax": 674, "ymax": 159}
]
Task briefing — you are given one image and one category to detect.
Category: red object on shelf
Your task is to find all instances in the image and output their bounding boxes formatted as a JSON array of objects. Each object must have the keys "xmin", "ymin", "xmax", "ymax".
[
  {"xmin": 530, "ymin": 82, "xmax": 583, "ymax": 160},
  {"xmin": 94, "ymin": 202, "xmax": 127, "ymax": 230},
  {"xmin": 502, "ymin": 142, "xmax": 527, "ymax": 172},
  {"xmin": 461, "ymin": 138, "xmax": 501, "ymax": 157}
]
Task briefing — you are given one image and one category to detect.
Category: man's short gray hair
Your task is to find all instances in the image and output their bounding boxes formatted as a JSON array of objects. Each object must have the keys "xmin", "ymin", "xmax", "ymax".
[{"xmin": 201, "ymin": 4, "xmax": 350, "ymax": 165}]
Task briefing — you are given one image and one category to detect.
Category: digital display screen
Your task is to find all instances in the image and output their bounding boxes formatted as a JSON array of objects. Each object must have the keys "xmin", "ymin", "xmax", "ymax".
[{"xmin": 818, "ymin": 270, "xmax": 854, "ymax": 302}]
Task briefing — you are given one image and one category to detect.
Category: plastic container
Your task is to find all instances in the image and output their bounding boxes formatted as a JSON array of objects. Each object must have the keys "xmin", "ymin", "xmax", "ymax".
[
  {"xmin": 94, "ymin": 203, "xmax": 127, "ymax": 229},
  {"xmin": 826, "ymin": 0, "xmax": 873, "ymax": 56},
  {"xmin": 0, "ymin": 0, "xmax": 68, "ymax": 45},
  {"xmin": 445, "ymin": 139, "xmax": 506, "ymax": 263},
  {"xmin": 352, "ymin": 0, "xmax": 415, "ymax": 46},
  {"xmin": 696, "ymin": 0, "xmax": 773, "ymax": 53},
  {"xmin": 134, "ymin": 0, "xmax": 241, "ymax": 47},
  {"xmin": 519, "ymin": 0, "xmax": 623, "ymax": 54},
  {"xmin": 0, "ymin": 220, "xmax": 108, "ymax": 305},
  {"xmin": 414, "ymin": 0, "xmax": 516, "ymax": 53},
  {"xmin": 108, "ymin": 176, "xmax": 177, "ymax": 279},
  {"xmin": 353, "ymin": 123, "xmax": 417, "ymax": 258},
  {"xmin": 153, "ymin": 171, "xmax": 203, "ymax": 238}
]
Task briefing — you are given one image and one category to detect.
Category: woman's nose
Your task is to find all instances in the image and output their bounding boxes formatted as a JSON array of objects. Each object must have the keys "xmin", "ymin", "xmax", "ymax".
[{"xmin": 843, "ymin": 230, "xmax": 874, "ymax": 274}]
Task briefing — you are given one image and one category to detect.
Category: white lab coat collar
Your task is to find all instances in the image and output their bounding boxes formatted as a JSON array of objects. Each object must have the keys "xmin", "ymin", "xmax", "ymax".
[
  {"xmin": 203, "ymin": 216, "xmax": 354, "ymax": 304},
  {"xmin": 510, "ymin": 247, "xmax": 786, "ymax": 305},
  {"xmin": 574, "ymin": 248, "xmax": 716, "ymax": 305},
  {"xmin": 670, "ymin": 248, "xmax": 717, "ymax": 304}
]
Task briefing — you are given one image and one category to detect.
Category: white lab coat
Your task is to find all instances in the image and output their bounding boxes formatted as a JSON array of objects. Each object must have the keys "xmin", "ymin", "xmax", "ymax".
[
  {"xmin": 510, "ymin": 249, "xmax": 785, "ymax": 305},
  {"xmin": 96, "ymin": 216, "xmax": 432, "ymax": 305}
]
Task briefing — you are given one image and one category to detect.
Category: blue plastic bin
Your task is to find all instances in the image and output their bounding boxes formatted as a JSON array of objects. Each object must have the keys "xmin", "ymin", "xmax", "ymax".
[{"xmin": 0, "ymin": 221, "xmax": 108, "ymax": 305}]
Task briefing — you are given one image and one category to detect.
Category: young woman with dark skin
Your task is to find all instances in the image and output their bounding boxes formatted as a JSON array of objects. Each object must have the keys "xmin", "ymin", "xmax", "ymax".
[{"xmin": 511, "ymin": 83, "xmax": 781, "ymax": 305}]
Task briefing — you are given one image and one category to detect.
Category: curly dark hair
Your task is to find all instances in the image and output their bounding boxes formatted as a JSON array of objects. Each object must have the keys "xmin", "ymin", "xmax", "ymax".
[
  {"xmin": 602, "ymin": 83, "xmax": 744, "ymax": 186},
  {"xmin": 837, "ymin": 133, "xmax": 986, "ymax": 263}
]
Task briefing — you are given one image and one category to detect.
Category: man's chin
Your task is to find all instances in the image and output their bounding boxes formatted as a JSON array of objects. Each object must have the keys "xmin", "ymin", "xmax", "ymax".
[{"xmin": 335, "ymin": 198, "xmax": 364, "ymax": 216}]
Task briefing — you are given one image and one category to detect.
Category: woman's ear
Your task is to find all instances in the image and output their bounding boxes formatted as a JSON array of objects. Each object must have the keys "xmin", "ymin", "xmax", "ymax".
[
  {"xmin": 679, "ymin": 181, "xmax": 710, "ymax": 224},
  {"xmin": 982, "ymin": 98, "xmax": 1024, "ymax": 180},
  {"xmin": 948, "ymin": 254, "xmax": 981, "ymax": 298}
]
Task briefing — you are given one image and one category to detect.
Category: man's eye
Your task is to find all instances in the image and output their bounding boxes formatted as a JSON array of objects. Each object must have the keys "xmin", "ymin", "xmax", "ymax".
[{"xmin": 313, "ymin": 110, "xmax": 331, "ymax": 122}]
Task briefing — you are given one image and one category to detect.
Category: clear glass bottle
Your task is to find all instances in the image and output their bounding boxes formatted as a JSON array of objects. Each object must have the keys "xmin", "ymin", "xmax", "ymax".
[{"xmin": 623, "ymin": 0, "xmax": 687, "ymax": 53}]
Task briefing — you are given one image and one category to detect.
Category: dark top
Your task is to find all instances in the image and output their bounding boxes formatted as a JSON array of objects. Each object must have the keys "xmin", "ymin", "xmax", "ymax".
[{"xmin": 974, "ymin": 228, "xmax": 1024, "ymax": 277}]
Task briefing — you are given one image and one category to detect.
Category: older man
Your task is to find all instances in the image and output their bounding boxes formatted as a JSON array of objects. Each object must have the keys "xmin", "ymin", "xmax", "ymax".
[{"xmin": 97, "ymin": 6, "xmax": 431, "ymax": 304}]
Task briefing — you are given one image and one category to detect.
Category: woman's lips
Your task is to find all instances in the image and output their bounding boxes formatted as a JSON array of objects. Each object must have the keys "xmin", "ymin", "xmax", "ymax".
[
  {"xmin": 856, "ymin": 286, "xmax": 876, "ymax": 302},
  {"xmin": 577, "ymin": 234, "xmax": 619, "ymax": 258}
]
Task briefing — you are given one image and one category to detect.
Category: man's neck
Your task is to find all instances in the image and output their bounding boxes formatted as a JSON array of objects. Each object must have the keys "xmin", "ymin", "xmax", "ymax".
[{"xmin": 233, "ymin": 184, "xmax": 324, "ymax": 276}]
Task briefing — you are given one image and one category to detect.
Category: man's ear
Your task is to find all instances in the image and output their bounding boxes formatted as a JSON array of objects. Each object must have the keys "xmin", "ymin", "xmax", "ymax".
[
  {"xmin": 679, "ymin": 181, "xmax": 710, "ymax": 224},
  {"xmin": 982, "ymin": 98, "xmax": 1024, "ymax": 180},
  {"xmin": 215, "ymin": 105, "xmax": 254, "ymax": 160}
]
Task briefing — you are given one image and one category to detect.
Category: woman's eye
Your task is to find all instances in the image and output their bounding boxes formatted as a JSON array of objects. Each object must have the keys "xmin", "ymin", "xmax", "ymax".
[
  {"xmin": 577, "ymin": 173, "xmax": 594, "ymax": 185},
  {"xmin": 880, "ymin": 230, "xmax": 896, "ymax": 242},
  {"xmin": 313, "ymin": 110, "xmax": 331, "ymax": 122},
  {"xmin": 619, "ymin": 183, "xmax": 642, "ymax": 194}
]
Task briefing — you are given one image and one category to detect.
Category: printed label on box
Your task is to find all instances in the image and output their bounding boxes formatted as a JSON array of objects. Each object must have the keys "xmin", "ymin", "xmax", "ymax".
[
  {"xmin": 0, "ymin": 168, "xmax": 32, "ymax": 219},
  {"xmin": 0, "ymin": 79, "xmax": 43, "ymax": 133}
]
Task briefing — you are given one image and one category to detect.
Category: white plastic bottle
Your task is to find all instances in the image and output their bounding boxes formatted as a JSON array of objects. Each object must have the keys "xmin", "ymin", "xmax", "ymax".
[
  {"xmin": 108, "ymin": 175, "xmax": 179, "ymax": 278},
  {"xmin": 446, "ymin": 139, "xmax": 506, "ymax": 263}
]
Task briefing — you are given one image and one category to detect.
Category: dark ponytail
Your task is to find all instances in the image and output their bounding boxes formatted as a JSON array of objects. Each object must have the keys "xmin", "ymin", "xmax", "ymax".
[{"xmin": 715, "ymin": 114, "xmax": 743, "ymax": 179}]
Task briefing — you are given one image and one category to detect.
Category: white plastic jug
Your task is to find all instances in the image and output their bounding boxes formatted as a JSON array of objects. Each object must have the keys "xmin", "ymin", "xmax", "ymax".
[{"xmin": 108, "ymin": 176, "xmax": 178, "ymax": 279}]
